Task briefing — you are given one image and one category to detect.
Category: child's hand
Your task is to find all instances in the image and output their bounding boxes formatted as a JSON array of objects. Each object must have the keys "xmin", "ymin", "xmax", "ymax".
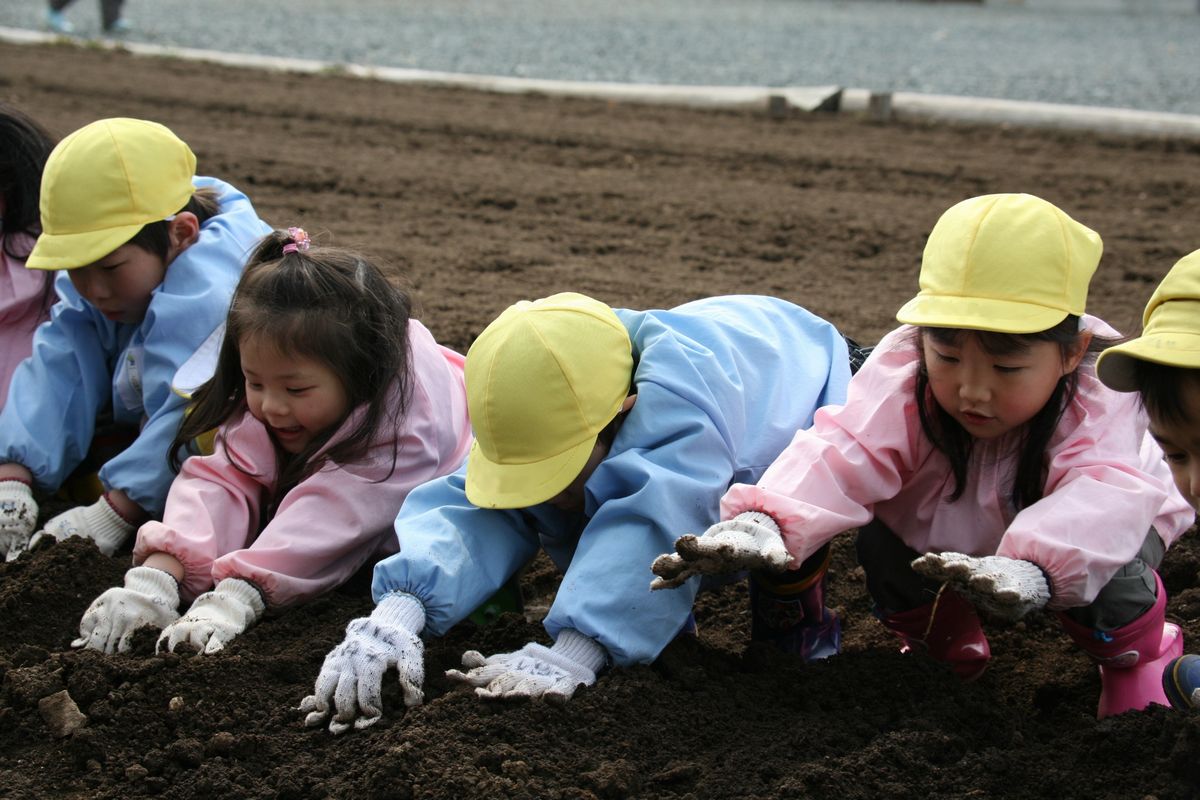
[
  {"xmin": 650, "ymin": 511, "xmax": 792, "ymax": 590},
  {"xmin": 911, "ymin": 552, "xmax": 1051, "ymax": 622},
  {"xmin": 157, "ymin": 579, "xmax": 265, "ymax": 655},
  {"xmin": 73, "ymin": 566, "xmax": 181, "ymax": 654},
  {"xmin": 445, "ymin": 629, "xmax": 605, "ymax": 703},
  {"xmin": 0, "ymin": 480, "xmax": 38, "ymax": 561},
  {"xmin": 30, "ymin": 496, "xmax": 135, "ymax": 557},
  {"xmin": 299, "ymin": 593, "xmax": 426, "ymax": 734}
]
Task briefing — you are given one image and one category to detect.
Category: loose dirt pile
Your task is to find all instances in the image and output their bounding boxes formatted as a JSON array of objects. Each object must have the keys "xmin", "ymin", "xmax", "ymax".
[{"xmin": 1, "ymin": 40, "xmax": 1199, "ymax": 800}]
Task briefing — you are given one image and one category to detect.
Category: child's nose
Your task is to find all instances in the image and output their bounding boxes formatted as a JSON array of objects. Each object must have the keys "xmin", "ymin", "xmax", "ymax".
[
  {"xmin": 260, "ymin": 391, "xmax": 288, "ymax": 418},
  {"xmin": 958, "ymin": 375, "xmax": 990, "ymax": 403}
]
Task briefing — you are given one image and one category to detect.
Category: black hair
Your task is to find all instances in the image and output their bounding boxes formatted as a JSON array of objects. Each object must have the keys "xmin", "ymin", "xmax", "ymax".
[
  {"xmin": 123, "ymin": 188, "xmax": 221, "ymax": 258},
  {"xmin": 0, "ymin": 103, "xmax": 56, "ymax": 315},
  {"xmin": 1130, "ymin": 360, "xmax": 1200, "ymax": 428},
  {"xmin": 171, "ymin": 229, "xmax": 414, "ymax": 512},
  {"xmin": 913, "ymin": 315, "xmax": 1117, "ymax": 510}
]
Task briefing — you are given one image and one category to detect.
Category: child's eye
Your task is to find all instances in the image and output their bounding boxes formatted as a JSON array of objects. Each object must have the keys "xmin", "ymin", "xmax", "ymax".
[
  {"xmin": 933, "ymin": 352, "xmax": 958, "ymax": 364},
  {"xmin": 287, "ymin": 386, "xmax": 314, "ymax": 396},
  {"xmin": 994, "ymin": 365, "xmax": 1023, "ymax": 374},
  {"xmin": 246, "ymin": 382, "xmax": 263, "ymax": 391},
  {"xmin": 1163, "ymin": 452, "xmax": 1188, "ymax": 466}
]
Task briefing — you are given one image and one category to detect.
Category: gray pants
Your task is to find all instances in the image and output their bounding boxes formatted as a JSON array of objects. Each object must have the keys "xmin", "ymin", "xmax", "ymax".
[
  {"xmin": 855, "ymin": 519, "xmax": 1163, "ymax": 631},
  {"xmin": 49, "ymin": 0, "xmax": 124, "ymax": 29}
]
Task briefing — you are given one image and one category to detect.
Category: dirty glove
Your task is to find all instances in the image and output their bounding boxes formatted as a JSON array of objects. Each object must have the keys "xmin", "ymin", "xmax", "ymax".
[
  {"xmin": 911, "ymin": 552, "xmax": 1051, "ymax": 622},
  {"xmin": 0, "ymin": 480, "xmax": 38, "ymax": 561},
  {"xmin": 445, "ymin": 629, "xmax": 607, "ymax": 702},
  {"xmin": 157, "ymin": 578, "xmax": 266, "ymax": 655},
  {"xmin": 299, "ymin": 592, "xmax": 426, "ymax": 734},
  {"xmin": 72, "ymin": 566, "xmax": 181, "ymax": 654},
  {"xmin": 650, "ymin": 511, "xmax": 792, "ymax": 590},
  {"xmin": 30, "ymin": 495, "xmax": 136, "ymax": 557}
]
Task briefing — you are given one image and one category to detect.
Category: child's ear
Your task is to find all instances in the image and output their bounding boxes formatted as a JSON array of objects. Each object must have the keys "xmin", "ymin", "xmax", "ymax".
[
  {"xmin": 166, "ymin": 212, "xmax": 201, "ymax": 262},
  {"xmin": 1064, "ymin": 330, "xmax": 1093, "ymax": 374}
]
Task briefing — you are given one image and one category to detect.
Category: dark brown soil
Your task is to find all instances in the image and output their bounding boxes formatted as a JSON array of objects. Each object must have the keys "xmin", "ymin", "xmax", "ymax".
[{"xmin": 2, "ymin": 39, "xmax": 1200, "ymax": 800}]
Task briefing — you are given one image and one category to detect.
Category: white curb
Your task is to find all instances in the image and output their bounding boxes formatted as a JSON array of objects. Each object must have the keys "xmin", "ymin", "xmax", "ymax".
[{"xmin": 5, "ymin": 25, "xmax": 1200, "ymax": 140}]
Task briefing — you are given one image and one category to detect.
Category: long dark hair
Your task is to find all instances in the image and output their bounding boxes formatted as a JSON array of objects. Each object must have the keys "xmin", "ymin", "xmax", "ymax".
[
  {"xmin": 171, "ymin": 230, "xmax": 414, "ymax": 510},
  {"xmin": 0, "ymin": 103, "xmax": 56, "ymax": 314},
  {"xmin": 913, "ymin": 316, "xmax": 1116, "ymax": 510}
]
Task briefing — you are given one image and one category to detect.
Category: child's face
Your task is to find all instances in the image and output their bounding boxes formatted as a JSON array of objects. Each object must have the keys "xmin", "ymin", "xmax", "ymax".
[
  {"xmin": 545, "ymin": 438, "xmax": 611, "ymax": 514},
  {"xmin": 542, "ymin": 394, "xmax": 637, "ymax": 513},
  {"xmin": 67, "ymin": 244, "xmax": 167, "ymax": 325},
  {"xmin": 240, "ymin": 335, "xmax": 351, "ymax": 455},
  {"xmin": 923, "ymin": 331, "xmax": 1087, "ymax": 440},
  {"xmin": 1147, "ymin": 393, "xmax": 1200, "ymax": 513}
]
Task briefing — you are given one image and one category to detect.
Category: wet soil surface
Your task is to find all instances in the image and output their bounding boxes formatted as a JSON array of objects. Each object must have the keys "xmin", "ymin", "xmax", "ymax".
[{"xmin": 2, "ymin": 40, "xmax": 1200, "ymax": 800}]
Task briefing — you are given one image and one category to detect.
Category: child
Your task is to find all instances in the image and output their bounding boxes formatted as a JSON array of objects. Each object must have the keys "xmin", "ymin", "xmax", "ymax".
[
  {"xmin": 652, "ymin": 193, "xmax": 1194, "ymax": 719},
  {"xmin": 1091, "ymin": 248, "xmax": 1200, "ymax": 710},
  {"xmin": 0, "ymin": 117, "xmax": 271, "ymax": 562},
  {"xmin": 300, "ymin": 292, "xmax": 854, "ymax": 734},
  {"xmin": 72, "ymin": 228, "xmax": 473, "ymax": 655},
  {"xmin": 0, "ymin": 104, "xmax": 56, "ymax": 410}
]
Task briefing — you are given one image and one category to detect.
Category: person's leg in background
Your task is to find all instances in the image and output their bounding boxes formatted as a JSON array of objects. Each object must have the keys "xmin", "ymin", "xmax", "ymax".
[
  {"xmin": 100, "ymin": 0, "xmax": 130, "ymax": 33},
  {"xmin": 46, "ymin": 0, "xmax": 76, "ymax": 34}
]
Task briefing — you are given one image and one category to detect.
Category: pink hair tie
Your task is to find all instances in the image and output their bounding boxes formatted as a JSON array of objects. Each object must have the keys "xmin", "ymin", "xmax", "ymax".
[{"xmin": 282, "ymin": 227, "xmax": 311, "ymax": 254}]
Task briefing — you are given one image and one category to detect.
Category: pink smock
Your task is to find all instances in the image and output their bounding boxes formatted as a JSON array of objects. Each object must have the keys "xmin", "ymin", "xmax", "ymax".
[
  {"xmin": 0, "ymin": 233, "xmax": 51, "ymax": 409},
  {"xmin": 721, "ymin": 319, "xmax": 1194, "ymax": 610},
  {"xmin": 133, "ymin": 320, "xmax": 472, "ymax": 606}
]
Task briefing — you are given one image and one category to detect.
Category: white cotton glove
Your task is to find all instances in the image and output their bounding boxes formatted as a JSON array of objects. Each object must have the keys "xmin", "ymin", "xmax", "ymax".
[
  {"xmin": 299, "ymin": 593, "xmax": 426, "ymax": 735},
  {"xmin": 157, "ymin": 578, "xmax": 266, "ymax": 655},
  {"xmin": 0, "ymin": 480, "xmax": 38, "ymax": 562},
  {"xmin": 911, "ymin": 552, "xmax": 1052, "ymax": 622},
  {"xmin": 650, "ymin": 511, "xmax": 792, "ymax": 590},
  {"xmin": 445, "ymin": 629, "xmax": 607, "ymax": 703},
  {"xmin": 72, "ymin": 566, "xmax": 181, "ymax": 654},
  {"xmin": 30, "ymin": 496, "xmax": 136, "ymax": 557}
]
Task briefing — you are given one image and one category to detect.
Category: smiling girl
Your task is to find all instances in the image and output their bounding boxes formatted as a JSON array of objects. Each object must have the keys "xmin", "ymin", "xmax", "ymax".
[
  {"xmin": 652, "ymin": 193, "xmax": 1193, "ymax": 718},
  {"xmin": 72, "ymin": 228, "xmax": 472, "ymax": 655},
  {"xmin": 0, "ymin": 117, "xmax": 270, "ymax": 561}
]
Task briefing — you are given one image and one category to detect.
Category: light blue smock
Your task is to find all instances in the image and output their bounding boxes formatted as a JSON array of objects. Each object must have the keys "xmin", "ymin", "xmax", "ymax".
[
  {"xmin": 372, "ymin": 295, "xmax": 851, "ymax": 667},
  {"xmin": 0, "ymin": 177, "xmax": 271, "ymax": 516}
]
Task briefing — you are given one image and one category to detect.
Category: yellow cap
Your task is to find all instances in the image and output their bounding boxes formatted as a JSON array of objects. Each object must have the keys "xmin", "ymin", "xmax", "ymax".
[
  {"xmin": 27, "ymin": 118, "xmax": 196, "ymax": 270},
  {"xmin": 1097, "ymin": 249, "xmax": 1200, "ymax": 392},
  {"xmin": 464, "ymin": 292, "xmax": 633, "ymax": 509},
  {"xmin": 896, "ymin": 193, "xmax": 1102, "ymax": 334}
]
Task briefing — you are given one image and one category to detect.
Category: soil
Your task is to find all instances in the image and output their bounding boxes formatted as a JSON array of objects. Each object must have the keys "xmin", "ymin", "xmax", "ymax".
[{"xmin": 3, "ymin": 39, "xmax": 1200, "ymax": 800}]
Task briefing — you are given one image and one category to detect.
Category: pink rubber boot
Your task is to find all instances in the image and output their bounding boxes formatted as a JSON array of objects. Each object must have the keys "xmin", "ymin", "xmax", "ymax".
[
  {"xmin": 1058, "ymin": 572, "xmax": 1183, "ymax": 718},
  {"xmin": 879, "ymin": 588, "xmax": 991, "ymax": 681}
]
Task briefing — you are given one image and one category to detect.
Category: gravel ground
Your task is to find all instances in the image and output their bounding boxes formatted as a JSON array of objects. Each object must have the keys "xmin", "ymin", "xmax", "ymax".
[{"xmin": 2, "ymin": 0, "xmax": 1200, "ymax": 114}]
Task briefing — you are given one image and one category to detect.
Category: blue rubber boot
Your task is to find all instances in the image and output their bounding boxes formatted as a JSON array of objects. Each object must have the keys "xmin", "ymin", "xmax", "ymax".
[
  {"xmin": 1163, "ymin": 654, "xmax": 1200, "ymax": 710},
  {"xmin": 749, "ymin": 547, "xmax": 841, "ymax": 661}
]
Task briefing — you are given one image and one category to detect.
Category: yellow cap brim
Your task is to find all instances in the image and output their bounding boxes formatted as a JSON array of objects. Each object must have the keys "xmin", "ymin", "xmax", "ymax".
[
  {"xmin": 25, "ymin": 222, "xmax": 146, "ymax": 270},
  {"xmin": 896, "ymin": 293, "xmax": 1069, "ymax": 334},
  {"xmin": 465, "ymin": 433, "xmax": 598, "ymax": 509},
  {"xmin": 1096, "ymin": 332, "xmax": 1200, "ymax": 392}
]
